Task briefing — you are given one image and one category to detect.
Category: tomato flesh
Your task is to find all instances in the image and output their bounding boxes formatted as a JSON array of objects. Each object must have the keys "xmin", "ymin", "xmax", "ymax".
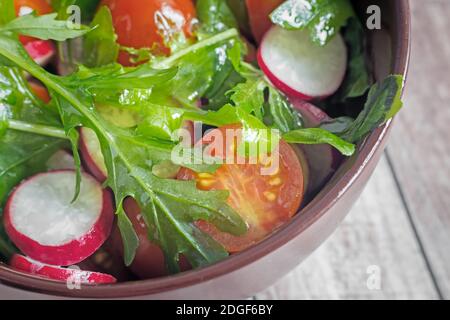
[
  {"xmin": 177, "ymin": 125, "xmax": 304, "ymax": 252},
  {"xmin": 245, "ymin": 0, "xmax": 283, "ymax": 43},
  {"xmin": 14, "ymin": 0, "xmax": 52, "ymax": 16},
  {"xmin": 29, "ymin": 82, "xmax": 50, "ymax": 103},
  {"xmin": 100, "ymin": 0, "xmax": 197, "ymax": 65}
]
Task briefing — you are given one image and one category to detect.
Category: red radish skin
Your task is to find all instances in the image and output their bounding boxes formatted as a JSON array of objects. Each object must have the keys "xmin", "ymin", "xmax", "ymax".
[
  {"xmin": 14, "ymin": 0, "xmax": 55, "ymax": 66},
  {"xmin": 10, "ymin": 254, "xmax": 117, "ymax": 284},
  {"xmin": 24, "ymin": 40, "xmax": 55, "ymax": 66},
  {"xmin": 258, "ymin": 49, "xmax": 315, "ymax": 101},
  {"xmin": 80, "ymin": 122, "xmax": 188, "ymax": 182},
  {"xmin": 79, "ymin": 128, "xmax": 108, "ymax": 183},
  {"xmin": 258, "ymin": 26, "xmax": 347, "ymax": 100},
  {"xmin": 292, "ymin": 99, "xmax": 333, "ymax": 127},
  {"xmin": 290, "ymin": 99, "xmax": 344, "ymax": 196},
  {"xmin": 3, "ymin": 170, "xmax": 114, "ymax": 266}
]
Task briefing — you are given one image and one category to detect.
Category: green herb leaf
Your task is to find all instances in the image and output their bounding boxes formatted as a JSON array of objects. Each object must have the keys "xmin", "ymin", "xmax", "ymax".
[
  {"xmin": 270, "ymin": 0, "xmax": 355, "ymax": 46},
  {"xmin": 64, "ymin": 63, "xmax": 178, "ymax": 90},
  {"xmin": 0, "ymin": 34, "xmax": 247, "ymax": 271},
  {"xmin": 0, "ymin": 0, "xmax": 15, "ymax": 26},
  {"xmin": 227, "ymin": 76, "xmax": 302, "ymax": 133},
  {"xmin": 0, "ymin": 13, "xmax": 91, "ymax": 41},
  {"xmin": 82, "ymin": 6, "xmax": 119, "ymax": 67},
  {"xmin": 336, "ymin": 17, "xmax": 372, "ymax": 100},
  {"xmin": 283, "ymin": 128, "xmax": 355, "ymax": 156},
  {"xmin": 197, "ymin": 0, "xmax": 238, "ymax": 34},
  {"xmin": 334, "ymin": 75, "xmax": 404, "ymax": 143},
  {"xmin": 147, "ymin": 29, "xmax": 241, "ymax": 109},
  {"xmin": 0, "ymin": 67, "xmax": 67, "ymax": 258}
]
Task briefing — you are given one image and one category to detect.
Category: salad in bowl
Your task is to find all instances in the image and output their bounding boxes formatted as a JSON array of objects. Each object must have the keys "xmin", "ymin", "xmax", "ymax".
[{"xmin": 0, "ymin": 0, "xmax": 404, "ymax": 286}]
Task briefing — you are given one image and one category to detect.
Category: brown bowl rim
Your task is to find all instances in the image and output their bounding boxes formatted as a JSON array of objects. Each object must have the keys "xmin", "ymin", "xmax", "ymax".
[{"xmin": 0, "ymin": 0, "xmax": 411, "ymax": 298}]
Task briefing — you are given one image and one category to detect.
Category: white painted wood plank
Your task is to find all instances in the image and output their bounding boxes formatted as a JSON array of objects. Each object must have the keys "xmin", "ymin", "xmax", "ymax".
[{"xmin": 386, "ymin": 0, "xmax": 450, "ymax": 298}]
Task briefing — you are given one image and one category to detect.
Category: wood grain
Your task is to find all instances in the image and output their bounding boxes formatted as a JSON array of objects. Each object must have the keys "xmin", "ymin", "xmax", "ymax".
[
  {"xmin": 386, "ymin": 0, "xmax": 450, "ymax": 298},
  {"xmin": 256, "ymin": 156, "xmax": 438, "ymax": 299}
]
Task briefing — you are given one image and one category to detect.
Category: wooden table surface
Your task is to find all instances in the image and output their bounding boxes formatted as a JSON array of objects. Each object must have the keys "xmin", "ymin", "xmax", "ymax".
[{"xmin": 256, "ymin": 0, "xmax": 450, "ymax": 300}]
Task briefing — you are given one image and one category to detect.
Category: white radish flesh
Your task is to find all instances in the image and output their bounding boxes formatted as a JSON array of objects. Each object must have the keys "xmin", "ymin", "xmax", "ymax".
[
  {"xmin": 24, "ymin": 40, "xmax": 55, "ymax": 66},
  {"xmin": 258, "ymin": 26, "xmax": 347, "ymax": 100},
  {"xmin": 46, "ymin": 150, "xmax": 76, "ymax": 171},
  {"xmin": 79, "ymin": 128, "xmax": 108, "ymax": 183},
  {"xmin": 3, "ymin": 170, "xmax": 114, "ymax": 266}
]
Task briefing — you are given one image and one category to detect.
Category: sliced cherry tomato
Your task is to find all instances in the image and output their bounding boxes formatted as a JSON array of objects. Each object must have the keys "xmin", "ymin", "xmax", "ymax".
[
  {"xmin": 107, "ymin": 197, "xmax": 191, "ymax": 279},
  {"xmin": 100, "ymin": 0, "xmax": 197, "ymax": 65},
  {"xmin": 245, "ymin": 0, "xmax": 283, "ymax": 43},
  {"xmin": 177, "ymin": 124, "xmax": 305, "ymax": 253},
  {"xmin": 28, "ymin": 82, "xmax": 50, "ymax": 103},
  {"xmin": 14, "ymin": 0, "xmax": 53, "ymax": 45},
  {"xmin": 14, "ymin": 0, "xmax": 52, "ymax": 16}
]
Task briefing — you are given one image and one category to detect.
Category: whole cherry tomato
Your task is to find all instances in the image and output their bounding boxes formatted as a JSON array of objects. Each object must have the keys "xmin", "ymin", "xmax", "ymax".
[{"xmin": 100, "ymin": 0, "xmax": 197, "ymax": 65}]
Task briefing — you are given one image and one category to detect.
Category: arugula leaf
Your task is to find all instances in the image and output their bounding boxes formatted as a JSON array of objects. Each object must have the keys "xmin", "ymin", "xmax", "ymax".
[
  {"xmin": 88, "ymin": 29, "xmax": 241, "ymax": 110},
  {"xmin": 283, "ymin": 128, "xmax": 355, "ymax": 156},
  {"xmin": 227, "ymin": 76, "xmax": 302, "ymax": 133},
  {"xmin": 0, "ymin": 126, "xmax": 64, "ymax": 259},
  {"xmin": 58, "ymin": 91, "xmax": 247, "ymax": 269},
  {"xmin": 0, "ymin": 33, "xmax": 247, "ymax": 270},
  {"xmin": 196, "ymin": 0, "xmax": 238, "ymax": 35},
  {"xmin": 0, "ymin": 67, "xmax": 60, "ymax": 126},
  {"xmin": 0, "ymin": 67, "xmax": 66, "ymax": 259},
  {"xmin": 143, "ymin": 29, "xmax": 240, "ymax": 109},
  {"xmin": 336, "ymin": 17, "xmax": 372, "ymax": 100},
  {"xmin": 183, "ymin": 104, "xmax": 239, "ymax": 127},
  {"xmin": 200, "ymin": 42, "xmax": 247, "ymax": 111},
  {"xmin": 82, "ymin": 6, "xmax": 119, "ymax": 67},
  {"xmin": 0, "ymin": 0, "xmax": 15, "ymax": 26},
  {"xmin": 266, "ymin": 86, "xmax": 303, "ymax": 132},
  {"xmin": 334, "ymin": 75, "xmax": 404, "ymax": 143},
  {"xmin": 0, "ymin": 13, "xmax": 91, "ymax": 41},
  {"xmin": 202, "ymin": 59, "xmax": 245, "ymax": 110},
  {"xmin": 136, "ymin": 104, "xmax": 184, "ymax": 141},
  {"xmin": 320, "ymin": 75, "xmax": 404, "ymax": 143},
  {"xmin": 64, "ymin": 63, "xmax": 178, "ymax": 90},
  {"xmin": 270, "ymin": 0, "xmax": 355, "ymax": 46}
]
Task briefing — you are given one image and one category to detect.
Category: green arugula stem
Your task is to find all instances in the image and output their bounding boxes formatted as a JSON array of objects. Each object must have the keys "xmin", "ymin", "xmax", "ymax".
[
  {"xmin": 240, "ymin": 61, "xmax": 263, "ymax": 76},
  {"xmin": 7, "ymin": 120, "xmax": 67, "ymax": 140},
  {"xmin": 155, "ymin": 28, "xmax": 239, "ymax": 68}
]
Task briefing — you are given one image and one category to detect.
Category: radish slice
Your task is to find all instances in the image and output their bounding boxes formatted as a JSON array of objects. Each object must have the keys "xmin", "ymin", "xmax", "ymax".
[
  {"xmin": 24, "ymin": 40, "xmax": 55, "ymax": 66},
  {"xmin": 80, "ymin": 124, "xmax": 184, "ymax": 182},
  {"xmin": 10, "ymin": 254, "xmax": 117, "ymax": 284},
  {"xmin": 3, "ymin": 170, "xmax": 114, "ymax": 266},
  {"xmin": 46, "ymin": 150, "xmax": 76, "ymax": 171},
  {"xmin": 291, "ymin": 99, "xmax": 344, "ymax": 195},
  {"xmin": 258, "ymin": 26, "xmax": 347, "ymax": 100},
  {"xmin": 79, "ymin": 128, "xmax": 108, "ymax": 183}
]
